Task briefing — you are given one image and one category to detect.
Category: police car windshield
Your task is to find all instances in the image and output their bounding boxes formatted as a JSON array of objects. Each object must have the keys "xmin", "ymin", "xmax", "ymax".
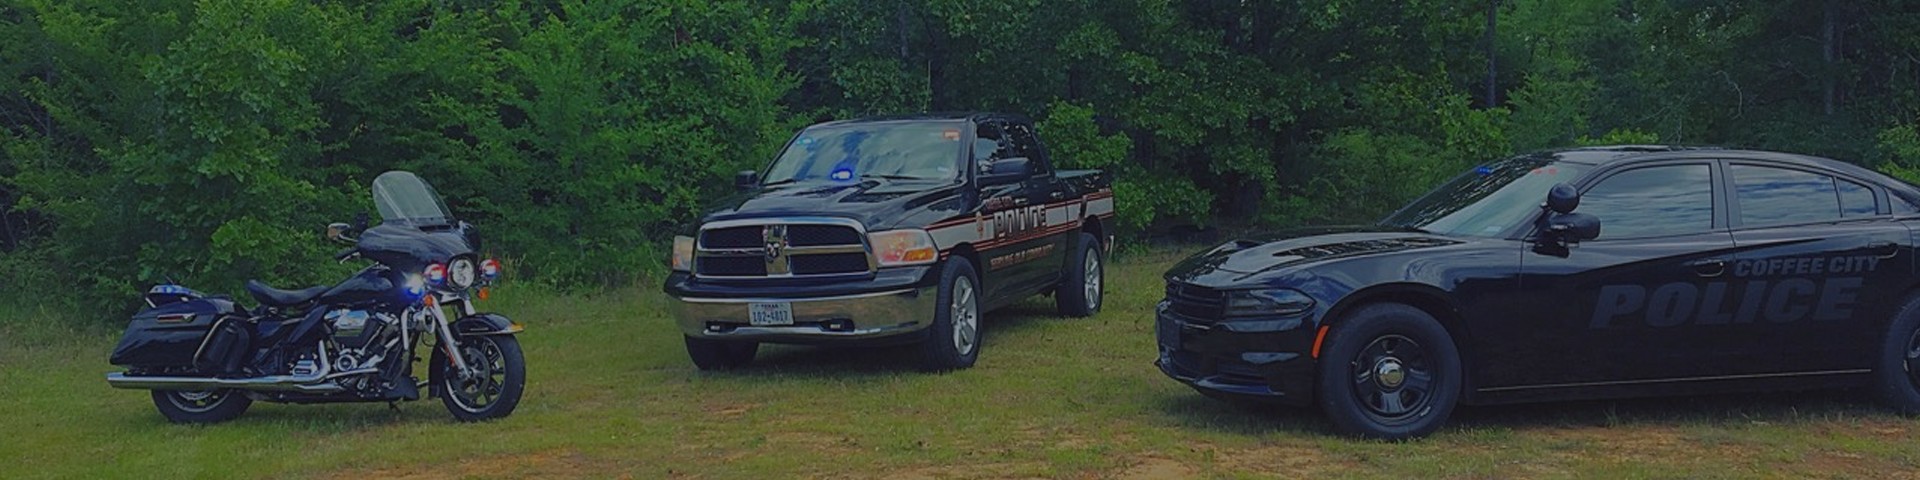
[
  {"xmin": 1382, "ymin": 155, "xmax": 1591, "ymax": 237},
  {"xmin": 762, "ymin": 122, "xmax": 964, "ymax": 185}
]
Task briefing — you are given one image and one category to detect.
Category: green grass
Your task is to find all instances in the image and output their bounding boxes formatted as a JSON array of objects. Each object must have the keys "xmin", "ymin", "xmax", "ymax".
[{"xmin": 3, "ymin": 250, "xmax": 1918, "ymax": 478}]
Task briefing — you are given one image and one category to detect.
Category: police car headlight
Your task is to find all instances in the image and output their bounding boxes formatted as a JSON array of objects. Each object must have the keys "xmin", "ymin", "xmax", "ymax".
[
  {"xmin": 870, "ymin": 229, "xmax": 938, "ymax": 267},
  {"xmin": 1225, "ymin": 288, "xmax": 1315, "ymax": 317}
]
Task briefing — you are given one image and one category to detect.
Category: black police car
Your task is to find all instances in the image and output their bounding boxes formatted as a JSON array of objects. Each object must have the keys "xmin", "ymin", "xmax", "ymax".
[{"xmin": 1157, "ymin": 146, "xmax": 1920, "ymax": 439}]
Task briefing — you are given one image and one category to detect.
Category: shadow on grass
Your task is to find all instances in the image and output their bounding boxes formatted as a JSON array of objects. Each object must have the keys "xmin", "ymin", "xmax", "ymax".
[
  {"xmin": 1148, "ymin": 386, "xmax": 1889, "ymax": 439},
  {"xmin": 1448, "ymin": 389, "xmax": 1886, "ymax": 432}
]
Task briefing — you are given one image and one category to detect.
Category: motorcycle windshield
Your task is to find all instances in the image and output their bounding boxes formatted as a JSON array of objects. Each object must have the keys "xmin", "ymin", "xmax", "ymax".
[{"xmin": 371, "ymin": 171, "xmax": 454, "ymax": 226}]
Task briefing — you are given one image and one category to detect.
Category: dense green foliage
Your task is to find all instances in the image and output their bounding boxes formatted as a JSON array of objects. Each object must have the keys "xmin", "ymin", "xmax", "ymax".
[{"xmin": 6, "ymin": 0, "xmax": 1920, "ymax": 308}]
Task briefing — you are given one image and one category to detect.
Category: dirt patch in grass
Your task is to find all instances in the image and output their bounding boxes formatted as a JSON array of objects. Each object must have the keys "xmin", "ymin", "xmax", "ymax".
[{"xmin": 331, "ymin": 449, "xmax": 612, "ymax": 480}]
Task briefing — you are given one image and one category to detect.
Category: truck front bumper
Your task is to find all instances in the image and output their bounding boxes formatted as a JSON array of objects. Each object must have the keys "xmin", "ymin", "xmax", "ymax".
[{"xmin": 664, "ymin": 268, "xmax": 939, "ymax": 345}]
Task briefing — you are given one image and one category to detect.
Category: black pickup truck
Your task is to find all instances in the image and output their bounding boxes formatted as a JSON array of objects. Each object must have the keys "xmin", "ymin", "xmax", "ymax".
[{"xmin": 664, "ymin": 113, "xmax": 1115, "ymax": 371}]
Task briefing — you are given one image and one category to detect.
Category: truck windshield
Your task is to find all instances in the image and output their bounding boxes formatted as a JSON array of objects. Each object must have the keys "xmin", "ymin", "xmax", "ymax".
[
  {"xmin": 1381, "ymin": 155, "xmax": 1591, "ymax": 237},
  {"xmin": 762, "ymin": 122, "xmax": 964, "ymax": 184}
]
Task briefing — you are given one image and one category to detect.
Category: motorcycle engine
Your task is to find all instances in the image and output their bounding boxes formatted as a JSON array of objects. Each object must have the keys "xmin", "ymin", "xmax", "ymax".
[{"xmin": 324, "ymin": 309, "xmax": 401, "ymax": 374}]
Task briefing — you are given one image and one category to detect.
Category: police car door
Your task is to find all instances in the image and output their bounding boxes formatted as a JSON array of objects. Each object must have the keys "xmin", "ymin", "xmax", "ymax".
[
  {"xmin": 1721, "ymin": 162, "xmax": 1911, "ymax": 376},
  {"xmin": 1508, "ymin": 161, "xmax": 1737, "ymax": 388},
  {"xmin": 973, "ymin": 120, "xmax": 1058, "ymax": 305}
]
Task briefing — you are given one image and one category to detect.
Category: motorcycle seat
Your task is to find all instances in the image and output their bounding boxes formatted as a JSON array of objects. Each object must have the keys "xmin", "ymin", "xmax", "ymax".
[{"xmin": 245, "ymin": 280, "xmax": 330, "ymax": 307}]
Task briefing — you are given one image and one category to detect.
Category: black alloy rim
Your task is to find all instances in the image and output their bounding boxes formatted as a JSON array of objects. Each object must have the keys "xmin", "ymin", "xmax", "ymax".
[
  {"xmin": 167, "ymin": 389, "xmax": 231, "ymax": 413},
  {"xmin": 446, "ymin": 337, "xmax": 508, "ymax": 412},
  {"xmin": 1906, "ymin": 328, "xmax": 1920, "ymax": 388},
  {"xmin": 1350, "ymin": 334, "xmax": 1434, "ymax": 424}
]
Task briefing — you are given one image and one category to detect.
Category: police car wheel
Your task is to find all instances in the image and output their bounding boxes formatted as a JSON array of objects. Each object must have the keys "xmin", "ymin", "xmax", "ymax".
[
  {"xmin": 920, "ymin": 256, "xmax": 982, "ymax": 372},
  {"xmin": 1055, "ymin": 233, "xmax": 1103, "ymax": 317},
  {"xmin": 1874, "ymin": 294, "xmax": 1920, "ymax": 414},
  {"xmin": 685, "ymin": 337, "xmax": 758, "ymax": 371},
  {"xmin": 1315, "ymin": 303, "xmax": 1461, "ymax": 440}
]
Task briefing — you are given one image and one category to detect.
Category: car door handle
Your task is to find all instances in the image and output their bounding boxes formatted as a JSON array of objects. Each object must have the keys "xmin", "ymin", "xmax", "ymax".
[
  {"xmin": 1049, "ymin": 191, "xmax": 1065, "ymax": 200},
  {"xmin": 1685, "ymin": 258, "xmax": 1727, "ymax": 277},
  {"xmin": 1869, "ymin": 241, "xmax": 1900, "ymax": 259},
  {"xmin": 1013, "ymin": 197, "xmax": 1029, "ymax": 206}
]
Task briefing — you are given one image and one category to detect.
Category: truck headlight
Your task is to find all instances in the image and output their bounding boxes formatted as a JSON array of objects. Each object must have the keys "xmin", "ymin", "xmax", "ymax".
[
  {"xmin": 1225, "ymin": 288, "xmax": 1315, "ymax": 317},
  {"xmin": 870, "ymin": 229, "xmax": 938, "ymax": 267},
  {"xmin": 671, "ymin": 235, "xmax": 694, "ymax": 272}
]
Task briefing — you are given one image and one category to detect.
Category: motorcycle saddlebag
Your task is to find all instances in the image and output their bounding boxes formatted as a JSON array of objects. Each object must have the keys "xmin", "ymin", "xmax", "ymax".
[{"xmin": 109, "ymin": 295, "xmax": 244, "ymax": 368}]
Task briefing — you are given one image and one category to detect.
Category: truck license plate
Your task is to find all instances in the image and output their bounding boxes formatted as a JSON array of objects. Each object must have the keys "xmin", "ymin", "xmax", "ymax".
[{"xmin": 749, "ymin": 302, "xmax": 794, "ymax": 326}]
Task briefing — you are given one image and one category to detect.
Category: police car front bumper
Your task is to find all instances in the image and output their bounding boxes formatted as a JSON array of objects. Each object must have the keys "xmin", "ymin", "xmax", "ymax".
[{"xmin": 1154, "ymin": 301, "xmax": 1318, "ymax": 407}]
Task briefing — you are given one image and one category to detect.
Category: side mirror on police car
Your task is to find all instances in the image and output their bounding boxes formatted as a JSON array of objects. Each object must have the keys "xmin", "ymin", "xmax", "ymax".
[
  {"xmin": 978, "ymin": 157, "xmax": 1032, "ymax": 186},
  {"xmin": 1546, "ymin": 182, "xmax": 1580, "ymax": 214},
  {"xmin": 735, "ymin": 170, "xmax": 759, "ymax": 190},
  {"xmin": 1549, "ymin": 212, "xmax": 1601, "ymax": 241}
]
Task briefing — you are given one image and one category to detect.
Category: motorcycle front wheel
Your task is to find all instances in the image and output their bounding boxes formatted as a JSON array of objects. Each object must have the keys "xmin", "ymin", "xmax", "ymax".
[{"xmin": 431, "ymin": 334, "xmax": 526, "ymax": 422}]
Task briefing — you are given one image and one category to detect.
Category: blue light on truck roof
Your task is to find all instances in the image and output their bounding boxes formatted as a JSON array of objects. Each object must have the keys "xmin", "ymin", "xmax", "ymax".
[
  {"xmin": 1474, "ymin": 166, "xmax": 1494, "ymax": 176},
  {"xmin": 831, "ymin": 168, "xmax": 853, "ymax": 181}
]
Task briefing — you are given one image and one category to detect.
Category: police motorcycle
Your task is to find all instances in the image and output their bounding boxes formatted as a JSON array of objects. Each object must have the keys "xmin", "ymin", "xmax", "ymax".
[{"xmin": 105, "ymin": 171, "xmax": 526, "ymax": 423}]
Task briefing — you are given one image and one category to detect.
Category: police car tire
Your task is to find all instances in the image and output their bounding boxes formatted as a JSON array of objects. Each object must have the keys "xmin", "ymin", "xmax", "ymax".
[
  {"xmin": 1055, "ymin": 233, "xmax": 1103, "ymax": 318},
  {"xmin": 685, "ymin": 337, "xmax": 757, "ymax": 371},
  {"xmin": 1315, "ymin": 303, "xmax": 1462, "ymax": 440},
  {"xmin": 1874, "ymin": 294, "xmax": 1920, "ymax": 414},
  {"xmin": 920, "ymin": 257, "xmax": 982, "ymax": 372}
]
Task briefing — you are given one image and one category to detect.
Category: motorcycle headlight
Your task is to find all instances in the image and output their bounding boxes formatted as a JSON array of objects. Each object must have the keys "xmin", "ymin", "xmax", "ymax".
[
  {"xmin": 448, "ymin": 258, "xmax": 477, "ymax": 289},
  {"xmin": 1225, "ymin": 288, "xmax": 1315, "ymax": 317},
  {"xmin": 869, "ymin": 229, "xmax": 938, "ymax": 267},
  {"xmin": 671, "ymin": 236, "xmax": 695, "ymax": 272}
]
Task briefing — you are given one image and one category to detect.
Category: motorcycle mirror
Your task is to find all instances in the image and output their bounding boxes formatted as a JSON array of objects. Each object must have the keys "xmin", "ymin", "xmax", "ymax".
[
  {"xmin": 351, "ymin": 212, "xmax": 370, "ymax": 231},
  {"xmin": 326, "ymin": 223, "xmax": 357, "ymax": 244}
]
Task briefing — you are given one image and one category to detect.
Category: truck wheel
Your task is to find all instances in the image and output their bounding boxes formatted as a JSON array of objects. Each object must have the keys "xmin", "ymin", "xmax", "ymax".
[
  {"xmin": 151, "ymin": 389, "xmax": 251, "ymax": 424},
  {"xmin": 1874, "ymin": 293, "xmax": 1920, "ymax": 414},
  {"xmin": 685, "ymin": 337, "xmax": 758, "ymax": 371},
  {"xmin": 1315, "ymin": 303, "xmax": 1461, "ymax": 440},
  {"xmin": 1055, "ymin": 232, "xmax": 1103, "ymax": 317},
  {"xmin": 920, "ymin": 257, "xmax": 981, "ymax": 371}
]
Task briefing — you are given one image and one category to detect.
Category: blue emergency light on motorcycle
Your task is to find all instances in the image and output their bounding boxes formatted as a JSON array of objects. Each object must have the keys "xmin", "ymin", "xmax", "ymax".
[
  {"xmin": 403, "ymin": 274, "xmax": 427, "ymax": 299},
  {"xmin": 481, "ymin": 258, "xmax": 501, "ymax": 279}
]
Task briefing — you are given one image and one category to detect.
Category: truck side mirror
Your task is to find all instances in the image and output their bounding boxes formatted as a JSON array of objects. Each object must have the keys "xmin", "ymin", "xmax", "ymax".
[
  {"xmin": 978, "ymin": 157, "xmax": 1031, "ymax": 186},
  {"xmin": 735, "ymin": 170, "xmax": 759, "ymax": 190}
]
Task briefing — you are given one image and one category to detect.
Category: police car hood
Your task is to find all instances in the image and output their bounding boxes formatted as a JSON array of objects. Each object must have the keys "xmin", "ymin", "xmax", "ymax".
[
  {"xmin": 701, "ymin": 178, "xmax": 961, "ymax": 229},
  {"xmin": 1172, "ymin": 226, "xmax": 1464, "ymax": 276}
]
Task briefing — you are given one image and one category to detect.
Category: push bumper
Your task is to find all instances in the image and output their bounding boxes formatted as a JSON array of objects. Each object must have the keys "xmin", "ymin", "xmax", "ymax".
[
  {"xmin": 1154, "ymin": 301, "xmax": 1318, "ymax": 407},
  {"xmin": 667, "ymin": 269, "xmax": 940, "ymax": 345}
]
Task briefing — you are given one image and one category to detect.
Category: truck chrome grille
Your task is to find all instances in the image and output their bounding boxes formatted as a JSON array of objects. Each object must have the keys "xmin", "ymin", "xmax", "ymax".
[
  {"xmin": 1165, "ymin": 282, "xmax": 1227, "ymax": 323},
  {"xmin": 694, "ymin": 219, "xmax": 875, "ymax": 279}
]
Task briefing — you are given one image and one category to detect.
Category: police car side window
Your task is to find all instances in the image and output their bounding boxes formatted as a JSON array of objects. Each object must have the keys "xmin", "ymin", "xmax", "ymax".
[
  {"xmin": 1579, "ymin": 164, "xmax": 1715, "ymax": 239},
  {"xmin": 1838, "ymin": 179, "xmax": 1877, "ymax": 217},
  {"xmin": 1730, "ymin": 165, "xmax": 1844, "ymax": 225}
]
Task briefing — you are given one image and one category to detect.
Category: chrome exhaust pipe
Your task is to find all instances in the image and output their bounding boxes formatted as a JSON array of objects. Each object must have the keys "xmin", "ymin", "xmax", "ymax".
[
  {"xmin": 105, "ymin": 371, "xmax": 358, "ymax": 393},
  {"xmin": 105, "ymin": 342, "xmax": 372, "ymax": 393}
]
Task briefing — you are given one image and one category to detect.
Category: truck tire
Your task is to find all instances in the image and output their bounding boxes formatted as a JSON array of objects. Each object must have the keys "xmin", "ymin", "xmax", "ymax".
[
  {"xmin": 1316, "ymin": 303, "xmax": 1461, "ymax": 440},
  {"xmin": 686, "ymin": 337, "xmax": 758, "ymax": 371},
  {"xmin": 1874, "ymin": 293, "xmax": 1920, "ymax": 414},
  {"xmin": 920, "ymin": 256, "xmax": 982, "ymax": 371},
  {"xmin": 1055, "ymin": 232, "xmax": 1103, "ymax": 317}
]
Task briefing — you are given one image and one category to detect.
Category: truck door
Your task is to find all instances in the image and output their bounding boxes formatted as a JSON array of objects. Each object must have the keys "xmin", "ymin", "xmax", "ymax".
[{"xmin": 974, "ymin": 120, "xmax": 1066, "ymax": 305}]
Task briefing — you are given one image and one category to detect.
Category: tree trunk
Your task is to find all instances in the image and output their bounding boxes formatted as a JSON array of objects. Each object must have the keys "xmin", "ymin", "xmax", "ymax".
[
  {"xmin": 1823, "ymin": 1, "xmax": 1836, "ymax": 116},
  {"xmin": 1485, "ymin": 0, "xmax": 1499, "ymax": 108}
]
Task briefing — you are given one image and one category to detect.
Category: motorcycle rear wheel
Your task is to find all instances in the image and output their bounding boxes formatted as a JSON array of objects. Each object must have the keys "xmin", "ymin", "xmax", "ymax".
[
  {"xmin": 151, "ymin": 389, "xmax": 252, "ymax": 424},
  {"xmin": 432, "ymin": 334, "xmax": 526, "ymax": 422}
]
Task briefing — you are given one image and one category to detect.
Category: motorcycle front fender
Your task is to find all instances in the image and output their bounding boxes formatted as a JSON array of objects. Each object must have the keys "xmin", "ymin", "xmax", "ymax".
[{"xmin": 450, "ymin": 312, "xmax": 523, "ymax": 337}]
